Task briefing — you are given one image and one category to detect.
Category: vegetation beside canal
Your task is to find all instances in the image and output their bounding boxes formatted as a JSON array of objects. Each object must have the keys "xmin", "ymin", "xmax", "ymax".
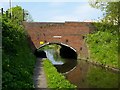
[
  {"xmin": 43, "ymin": 59, "xmax": 77, "ymax": 89},
  {"xmin": 86, "ymin": 29, "xmax": 118, "ymax": 68},
  {"xmin": 2, "ymin": 6, "xmax": 36, "ymax": 88},
  {"xmin": 85, "ymin": 2, "xmax": 119, "ymax": 69}
]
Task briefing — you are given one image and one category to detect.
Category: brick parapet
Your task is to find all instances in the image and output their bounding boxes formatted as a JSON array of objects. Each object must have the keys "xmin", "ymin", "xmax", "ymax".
[{"xmin": 23, "ymin": 21, "xmax": 95, "ymax": 59}]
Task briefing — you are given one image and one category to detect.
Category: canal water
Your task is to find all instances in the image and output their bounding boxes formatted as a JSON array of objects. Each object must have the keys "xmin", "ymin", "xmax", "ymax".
[{"xmin": 44, "ymin": 49, "xmax": 119, "ymax": 88}]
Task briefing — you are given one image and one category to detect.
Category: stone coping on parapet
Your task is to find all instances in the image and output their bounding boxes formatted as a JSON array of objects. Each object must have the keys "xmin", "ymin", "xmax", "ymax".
[
  {"xmin": 23, "ymin": 21, "xmax": 93, "ymax": 25},
  {"xmin": 22, "ymin": 21, "xmax": 94, "ymax": 30}
]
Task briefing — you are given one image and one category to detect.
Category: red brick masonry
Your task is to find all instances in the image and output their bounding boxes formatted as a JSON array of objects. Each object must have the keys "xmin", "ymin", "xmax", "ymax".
[{"xmin": 23, "ymin": 22, "xmax": 94, "ymax": 59}]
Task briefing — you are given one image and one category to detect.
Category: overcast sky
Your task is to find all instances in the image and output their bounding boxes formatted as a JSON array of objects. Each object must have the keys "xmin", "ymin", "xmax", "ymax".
[{"xmin": 1, "ymin": 0, "xmax": 104, "ymax": 22}]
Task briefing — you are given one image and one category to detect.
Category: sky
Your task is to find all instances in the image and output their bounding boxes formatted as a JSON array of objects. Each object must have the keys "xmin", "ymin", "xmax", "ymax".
[{"xmin": 0, "ymin": 0, "xmax": 104, "ymax": 22}]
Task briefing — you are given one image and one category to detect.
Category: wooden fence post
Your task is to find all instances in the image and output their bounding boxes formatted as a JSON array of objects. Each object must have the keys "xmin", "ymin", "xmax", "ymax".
[
  {"xmin": 9, "ymin": 12, "xmax": 11, "ymax": 19},
  {"xmin": 1, "ymin": 8, "xmax": 3, "ymax": 16},
  {"xmin": 23, "ymin": 9, "xmax": 24, "ymax": 21},
  {"xmin": 6, "ymin": 11, "xmax": 8, "ymax": 17}
]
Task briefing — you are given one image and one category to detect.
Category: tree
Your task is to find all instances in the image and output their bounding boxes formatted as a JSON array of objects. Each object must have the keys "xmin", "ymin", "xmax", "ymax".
[
  {"xmin": 8, "ymin": 6, "xmax": 33, "ymax": 22},
  {"xmin": 8, "ymin": 6, "xmax": 23, "ymax": 22},
  {"xmin": 89, "ymin": 1, "xmax": 120, "ymax": 25},
  {"xmin": 24, "ymin": 10, "xmax": 33, "ymax": 22}
]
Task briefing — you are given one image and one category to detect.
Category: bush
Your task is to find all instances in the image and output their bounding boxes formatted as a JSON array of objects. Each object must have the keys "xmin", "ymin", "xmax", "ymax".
[
  {"xmin": 85, "ymin": 30, "xmax": 118, "ymax": 68},
  {"xmin": 2, "ymin": 12, "xmax": 36, "ymax": 88}
]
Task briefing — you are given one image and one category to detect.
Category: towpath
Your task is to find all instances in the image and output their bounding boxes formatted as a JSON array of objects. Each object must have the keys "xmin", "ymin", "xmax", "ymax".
[{"xmin": 33, "ymin": 58, "xmax": 47, "ymax": 88}]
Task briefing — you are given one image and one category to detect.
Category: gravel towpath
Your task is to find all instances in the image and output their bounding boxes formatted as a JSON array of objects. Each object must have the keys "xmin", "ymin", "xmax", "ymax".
[{"xmin": 33, "ymin": 58, "xmax": 47, "ymax": 88}]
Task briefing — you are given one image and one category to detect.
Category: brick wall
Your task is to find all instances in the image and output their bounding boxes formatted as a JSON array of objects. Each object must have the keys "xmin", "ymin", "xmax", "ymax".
[{"xmin": 23, "ymin": 22, "xmax": 94, "ymax": 59}]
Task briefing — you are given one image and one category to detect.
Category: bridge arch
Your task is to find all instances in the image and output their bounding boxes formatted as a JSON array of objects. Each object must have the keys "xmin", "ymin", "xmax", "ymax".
[
  {"xmin": 24, "ymin": 22, "xmax": 93, "ymax": 59},
  {"xmin": 37, "ymin": 42, "xmax": 77, "ymax": 52},
  {"xmin": 36, "ymin": 42, "xmax": 77, "ymax": 59}
]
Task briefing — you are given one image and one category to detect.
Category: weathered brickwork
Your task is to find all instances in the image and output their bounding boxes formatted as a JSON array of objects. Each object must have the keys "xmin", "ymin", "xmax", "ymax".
[{"xmin": 23, "ymin": 22, "xmax": 94, "ymax": 59}]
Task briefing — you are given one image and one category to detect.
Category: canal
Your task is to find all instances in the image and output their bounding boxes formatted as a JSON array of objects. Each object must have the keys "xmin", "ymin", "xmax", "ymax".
[{"xmin": 44, "ymin": 49, "xmax": 119, "ymax": 88}]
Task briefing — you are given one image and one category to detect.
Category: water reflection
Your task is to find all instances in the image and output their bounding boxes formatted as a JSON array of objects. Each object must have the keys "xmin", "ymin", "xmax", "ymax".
[
  {"xmin": 44, "ymin": 49, "xmax": 118, "ymax": 88},
  {"xmin": 45, "ymin": 49, "xmax": 77, "ymax": 73},
  {"xmin": 65, "ymin": 60, "xmax": 119, "ymax": 88}
]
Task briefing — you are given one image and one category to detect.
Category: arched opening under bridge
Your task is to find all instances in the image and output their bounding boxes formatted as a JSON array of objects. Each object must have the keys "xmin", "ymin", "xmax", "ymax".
[{"xmin": 34, "ymin": 42, "xmax": 77, "ymax": 59}]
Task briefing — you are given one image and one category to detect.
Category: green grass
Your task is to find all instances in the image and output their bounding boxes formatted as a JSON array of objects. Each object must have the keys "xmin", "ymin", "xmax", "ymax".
[
  {"xmin": 43, "ymin": 59, "xmax": 77, "ymax": 89},
  {"xmin": 85, "ymin": 30, "xmax": 118, "ymax": 68}
]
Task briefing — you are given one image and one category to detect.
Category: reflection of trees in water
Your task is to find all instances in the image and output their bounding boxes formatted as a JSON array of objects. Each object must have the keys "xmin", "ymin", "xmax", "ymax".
[
  {"xmin": 65, "ymin": 60, "xmax": 118, "ymax": 88},
  {"xmin": 86, "ymin": 65, "xmax": 118, "ymax": 88}
]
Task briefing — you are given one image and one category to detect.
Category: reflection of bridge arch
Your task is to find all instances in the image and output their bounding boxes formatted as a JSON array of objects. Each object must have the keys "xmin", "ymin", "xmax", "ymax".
[{"xmin": 37, "ymin": 42, "xmax": 77, "ymax": 52}]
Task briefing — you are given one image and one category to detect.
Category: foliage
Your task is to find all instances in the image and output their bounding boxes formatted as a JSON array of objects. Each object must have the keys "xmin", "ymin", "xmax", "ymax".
[
  {"xmin": 86, "ymin": 66, "xmax": 118, "ymax": 88},
  {"xmin": 8, "ymin": 6, "xmax": 24, "ymax": 22},
  {"xmin": 103, "ymin": 2, "xmax": 119, "ymax": 25},
  {"xmin": 2, "ymin": 6, "xmax": 36, "ymax": 88},
  {"xmin": 39, "ymin": 44, "xmax": 61, "ymax": 51},
  {"xmin": 89, "ymin": 1, "xmax": 120, "ymax": 25},
  {"xmin": 85, "ymin": 30, "xmax": 118, "ymax": 68},
  {"xmin": 43, "ymin": 59, "xmax": 77, "ymax": 89},
  {"xmin": 86, "ymin": 0, "xmax": 119, "ymax": 69},
  {"xmin": 6, "ymin": 6, "xmax": 33, "ymax": 22},
  {"xmin": 24, "ymin": 10, "xmax": 34, "ymax": 22}
]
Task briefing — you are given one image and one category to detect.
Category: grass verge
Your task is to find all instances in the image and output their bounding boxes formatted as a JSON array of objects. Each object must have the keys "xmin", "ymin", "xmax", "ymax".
[{"xmin": 43, "ymin": 59, "xmax": 77, "ymax": 89}]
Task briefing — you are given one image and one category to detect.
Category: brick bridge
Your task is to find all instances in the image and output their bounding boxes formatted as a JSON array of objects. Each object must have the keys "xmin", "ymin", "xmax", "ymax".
[{"xmin": 23, "ymin": 22, "xmax": 94, "ymax": 59}]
